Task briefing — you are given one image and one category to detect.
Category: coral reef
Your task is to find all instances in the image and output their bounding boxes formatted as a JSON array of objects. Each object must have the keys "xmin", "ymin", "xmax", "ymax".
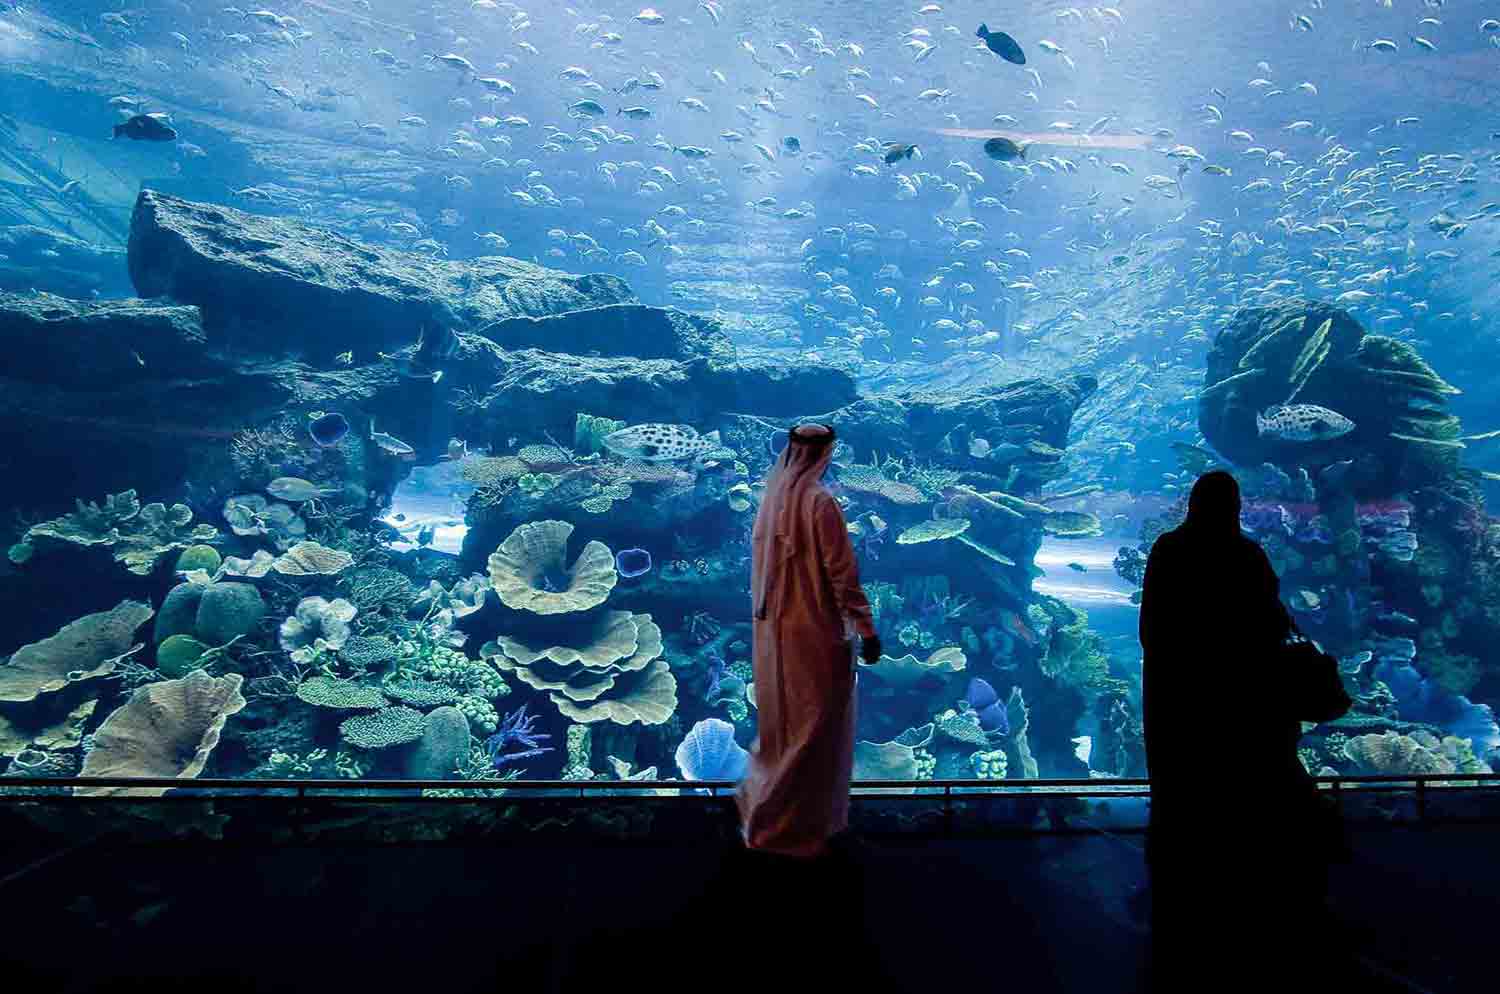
[
  {"xmin": 0, "ymin": 601, "xmax": 153, "ymax": 703},
  {"xmin": 487, "ymin": 520, "xmax": 617, "ymax": 615},
  {"xmin": 77, "ymin": 671, "xmax": 246, "ymax": 796}
]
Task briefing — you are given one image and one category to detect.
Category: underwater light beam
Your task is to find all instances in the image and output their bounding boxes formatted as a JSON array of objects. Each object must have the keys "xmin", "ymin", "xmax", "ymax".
[{"xmin": 932, "ymin": 128, "xmax": 1154, "ymax": 151}]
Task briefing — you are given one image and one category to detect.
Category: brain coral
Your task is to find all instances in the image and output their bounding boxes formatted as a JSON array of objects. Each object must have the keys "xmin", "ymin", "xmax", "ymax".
[{"xmin": 487, "ymin": 520, "xmax": 617, "ymax": 614}]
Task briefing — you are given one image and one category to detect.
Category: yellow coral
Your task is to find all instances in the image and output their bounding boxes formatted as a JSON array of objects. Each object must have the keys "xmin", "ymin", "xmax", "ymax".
[
  {"xmin": 487, "ymin": 520, "xmax": 616, "ymax": 614},
  {"xmin": 77, "ymin": 671, "xmax": 246, "ymax": 797}
]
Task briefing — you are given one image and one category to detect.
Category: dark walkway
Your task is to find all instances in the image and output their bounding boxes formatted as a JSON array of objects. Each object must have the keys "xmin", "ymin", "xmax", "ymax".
[{"xmin": 0, "ymin": 798, "xmax": 1488, "ymax": 993}]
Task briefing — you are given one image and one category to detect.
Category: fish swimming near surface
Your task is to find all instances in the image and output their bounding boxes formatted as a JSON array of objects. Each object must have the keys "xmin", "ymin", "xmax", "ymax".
[
  {"xmin": 976, "ymin": 23, "xmax": 1026, "ymax": 64},
  {"xmin": 984, "ymin": 137, "xmax": 1027, "ymax": 161},
  {"xmin": 113, "ymin": 113, "xmax": 177, "ymax": 141},
  {"xmin": 603, "ymin": 423, "xmax": 730, "ymax": 465},
  {"xmin": 883, "ymin": 143, "xmax": 918, "ymax": 164},
  {"xmin": 1255, "ymin": 404, "xmax": 1355, "ymax": 442}
]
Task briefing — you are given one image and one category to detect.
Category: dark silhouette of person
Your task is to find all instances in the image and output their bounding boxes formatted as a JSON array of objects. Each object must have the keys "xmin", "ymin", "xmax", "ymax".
[{"xmin": 1139, "ymin": 470, "xmax": 1352, "ymax": 991}]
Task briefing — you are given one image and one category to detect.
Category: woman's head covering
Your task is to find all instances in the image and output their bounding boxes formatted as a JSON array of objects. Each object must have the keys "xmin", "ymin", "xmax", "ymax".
[
  {"xmin": 752, "ymin": 424, "xmax": 837, "ymax": 620},
  {"xmin": 1185, "ymin": 470, "xmax": 1241, "ymax": 534}
]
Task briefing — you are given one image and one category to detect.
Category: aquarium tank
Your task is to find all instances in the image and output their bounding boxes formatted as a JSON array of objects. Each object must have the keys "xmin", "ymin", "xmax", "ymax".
[{"xmin": 0, "ymin": 0, "xmax": 1496, "ymax": 792}]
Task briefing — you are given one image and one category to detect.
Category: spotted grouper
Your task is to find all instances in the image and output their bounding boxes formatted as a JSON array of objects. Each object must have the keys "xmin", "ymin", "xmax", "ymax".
[
  {"xmin": 1255, "ymin": 404, "xmax": 1355, "ymax": 442},
  {"xmin": 602, "ymin": 423, "xmax": 731, "ymax": 466}
]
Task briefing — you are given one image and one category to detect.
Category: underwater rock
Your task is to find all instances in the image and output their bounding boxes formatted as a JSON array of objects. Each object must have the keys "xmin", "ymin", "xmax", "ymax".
[
  {"xmin": 128, "ymin": 190, "xmax": 635, "ymax": 359},
  {"xmin": 0, "ymin": 292, "xmax": 388, "ymax": 505},
  {"xmin": 794, "ymin": 374, "xmax": 1097, "ymax": 493},
  {"xmin": 476, "ymin": 304, "xmax": 735, "ymax": 362},
  {"xmin": 0, "ymin": 225, "xmax": 131, "ymax": 299},
  {"xmin": 445, "ymin": 341, "xmax": 856, "ymax": 444},
  {"xmin": 1200, "ymin": 298, "xmax": 1462, "ymax": 491},
  {"xmin": 0, "ymin": 292, "xmax": 210, "ymax": 388}
]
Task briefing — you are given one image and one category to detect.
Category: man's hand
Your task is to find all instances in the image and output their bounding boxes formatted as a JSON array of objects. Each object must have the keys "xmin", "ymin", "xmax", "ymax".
[{"xmin": 860, "ymin": 634, "xmax": 882, "ymax": 663}]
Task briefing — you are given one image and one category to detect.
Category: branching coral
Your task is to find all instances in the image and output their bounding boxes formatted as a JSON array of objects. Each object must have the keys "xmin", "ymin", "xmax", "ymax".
[
  {"xmin": 77, "ymin": 671, "xmax": 246, "ymax": 797},
  {"xmin": 487, "ymin": 520, "xmax": 617, "ymax": 615}
]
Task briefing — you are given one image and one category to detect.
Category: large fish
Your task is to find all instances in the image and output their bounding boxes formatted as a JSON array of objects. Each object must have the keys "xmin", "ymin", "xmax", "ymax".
[
  {"xmin": 603, "ymin": 423, "xmax": 729, "ymax": 465},
  {"xmin": 1255, "ymin": 404, "xmax": 1355, "ymax": 442}
]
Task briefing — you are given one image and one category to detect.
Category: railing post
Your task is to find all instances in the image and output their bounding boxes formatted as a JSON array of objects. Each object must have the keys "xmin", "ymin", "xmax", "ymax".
[
  {"xmin": 943, "ymin": 784, "xmax": 953, "ymax": 837},
  {"xmin": 1415, "ymin": 777, "xmax": 1427, "ymax": 823}
]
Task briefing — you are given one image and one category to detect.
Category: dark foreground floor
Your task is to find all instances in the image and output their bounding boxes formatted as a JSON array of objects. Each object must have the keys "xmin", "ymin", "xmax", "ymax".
[{"xmin": 0, "ymin": 805, "xmax": 1489, "ymax": 994}]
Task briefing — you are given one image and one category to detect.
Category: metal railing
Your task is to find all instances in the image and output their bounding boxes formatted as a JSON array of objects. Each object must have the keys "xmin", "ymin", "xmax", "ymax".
[{"xmin": 2, "ymin": 771, "xmax": 1496, "ymax": 802}]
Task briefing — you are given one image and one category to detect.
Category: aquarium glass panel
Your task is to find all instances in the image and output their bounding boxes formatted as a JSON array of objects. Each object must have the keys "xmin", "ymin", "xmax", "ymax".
[{"xmin": 0, "ymin": 1, "xmax": 1496, "ymax": 789}]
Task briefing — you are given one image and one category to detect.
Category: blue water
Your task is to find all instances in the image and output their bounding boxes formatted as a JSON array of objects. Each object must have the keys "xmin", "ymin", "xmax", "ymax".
[{"xmin": 1, "ymin": 1, "xmax": 1498, "ymax": 787}]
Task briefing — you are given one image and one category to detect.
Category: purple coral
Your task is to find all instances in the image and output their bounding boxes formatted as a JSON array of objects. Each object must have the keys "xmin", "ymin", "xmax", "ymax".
[
  {"xmin": 964, "ymin": 678, "xmax": 1011, "ymax": 736},
  {"xmin": 485, "ymin": 704, "xmax": 554, "ymax": 769}
]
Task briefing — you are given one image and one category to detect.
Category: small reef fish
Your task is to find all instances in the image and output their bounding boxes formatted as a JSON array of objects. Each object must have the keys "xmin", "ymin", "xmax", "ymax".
[
  {"xmin": 1255, "ymin": 404, "xmax": 1355, "ymax": 442},
  {"xmin": 267, "ymin": 477, "xmax": 336, "ymax": 502},
  {"xmin": 603, "ymin": 423, "xmax": 729, "ymax": 465}
]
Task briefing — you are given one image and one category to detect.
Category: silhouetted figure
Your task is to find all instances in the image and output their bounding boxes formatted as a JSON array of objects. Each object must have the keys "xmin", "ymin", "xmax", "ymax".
[{"xmin": 1140, "ymin": 471, "xmax": 1352, "ymax": 991}]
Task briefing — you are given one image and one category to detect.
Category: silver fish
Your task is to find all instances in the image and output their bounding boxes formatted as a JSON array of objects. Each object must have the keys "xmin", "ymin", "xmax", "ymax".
[
  {"xmin": 370, "ymin": 421, "xmax": 416, "ymax": 457},
  {"xmin": 1255, "ymin": 404, "xmax": 1355, "ymax": 442}
]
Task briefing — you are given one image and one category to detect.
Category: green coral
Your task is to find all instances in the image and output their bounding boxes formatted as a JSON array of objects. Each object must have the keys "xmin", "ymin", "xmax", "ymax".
[
  {"xmin": 897, "ymin": 622, "xmax": 921, "ymax": 648},
  {"xmin": 265, "ymin": 748, "xmax": 367, "ymax": 779},
  {"xmin": 383, "ymin": 679, "xmax": 461, "ymax": 709},
  {"xmin": 562, "ymin": 724, "xmax": 595, "ymax": 780},
  {"xmin": 518, "ymin": 472, "xmax": 559, "ymax": 494},
  {"xmin": 340, "ymin": 706, "xmax": 426, "ymax": 749},
  {"xmin": 18, "ymin": 490, "xmax": 218, "ymax": 575},
  {"xmin": 896, "ymin": 518, "xmax": 970, "ymax": 545},
  {"xmin": 344, "ymin": 567, "xmax": 415, "ymax": 615},
  {"xmin": 175, "ymin": 545, "xmax": 222, "ymax": 574},
  {"xmin": 1037, "ymin": 601, "xmax": 1112, "ymax": 695},
  {"xmin": 913, "ymin": 747, "xmax": 936, "ymax": 779},
  {"xmin": 398, "ymin": 640, "xmax": 510, "ymax": 701},
  {"xmin": 156, "ymin": 634, "xmax": 209, "ymax": 679},
  {"xmin": 970, "ymin": 749, "xmax": 1008, "ymax": 779},
  {"xmin": 296, "ymin": 676, "xmax": 387, "ymax": 710},
  {"xmin": 455, "ymin": 695, "xmax": 498, "ymax": 735},
  {"xmin": 575, "ymin": 413, "xmax": 627, "ymax": 455},
  {"xmin": 341, "ymin": 635, "xmax": 397, "ymax": 671},
  {"xmin": 1042, "ymin": 510, "xmax": 1103, "ymax": 539}
]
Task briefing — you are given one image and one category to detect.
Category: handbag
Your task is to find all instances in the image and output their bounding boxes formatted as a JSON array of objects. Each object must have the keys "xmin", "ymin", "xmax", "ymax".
[
  {"xmin": 1281, "ymin": 624, "xmax": 1355, "ymax": 863},
  {"xmin": 1280, "ymin": 624, "xmax": 1353, "ymax": 724}
]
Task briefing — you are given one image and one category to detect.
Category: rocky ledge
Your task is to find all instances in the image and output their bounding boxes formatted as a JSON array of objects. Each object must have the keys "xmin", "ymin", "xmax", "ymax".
[{"xmin": 128, "ymin": 190, "xmax": 636, "ymax": 360}]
